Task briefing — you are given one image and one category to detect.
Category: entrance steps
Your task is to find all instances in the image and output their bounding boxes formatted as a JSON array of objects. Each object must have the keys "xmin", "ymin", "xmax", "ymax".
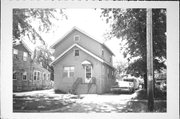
[{"xmin": 76, "ymin": 84, "xmax": 96, "ymax": 94}]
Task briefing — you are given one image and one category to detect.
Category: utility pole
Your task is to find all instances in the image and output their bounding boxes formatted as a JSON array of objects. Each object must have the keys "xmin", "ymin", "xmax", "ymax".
[{"xmin": 146, "ymin": 8, "xmax": 154, "ymax": 112}]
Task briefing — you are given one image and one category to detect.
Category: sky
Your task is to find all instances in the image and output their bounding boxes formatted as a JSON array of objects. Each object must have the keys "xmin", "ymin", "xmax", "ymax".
[{"xmin": 34, "ymin": 9, "xmax": 127, "ymax": 66}]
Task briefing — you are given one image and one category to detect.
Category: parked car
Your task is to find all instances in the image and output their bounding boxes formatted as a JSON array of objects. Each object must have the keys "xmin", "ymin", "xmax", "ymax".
[
  {"xmin": 123, "ymin": 78, "xmax": 140, "ymax": 91},
  {"xmin": 110, "ymin": 80, "xmax": 134, "ymax": 94},
  {"xmin": 155, "ymin": 80, "xmax": 166, "ymax": 92}
]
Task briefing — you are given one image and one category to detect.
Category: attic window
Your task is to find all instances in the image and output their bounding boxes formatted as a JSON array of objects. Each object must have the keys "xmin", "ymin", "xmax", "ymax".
[
  {"xmin": 74, "ymin": 49, "xmax": 79, "ymax": 56},
  {"xmin": 74, "ymin": 35, "xmax": 80, "ymax": 42}
]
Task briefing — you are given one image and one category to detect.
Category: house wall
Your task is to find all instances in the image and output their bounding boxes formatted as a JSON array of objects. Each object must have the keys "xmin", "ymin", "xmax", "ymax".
[
  {"xmin": 102, "ymin": 46, "xmax": 113, "ymax": 65},
  {"xmin": 53, "ymin": 30, "xmax": 103, "ymax": 60},
  {"xmin": 13, "ymin": 44, "xmax": 53, "ymax": 92},
  {"xmin": 100, "ymin": 64, "xmax": 115, "ymax": 93},
  {"xmin": 53, "ymin": 46, "xmax": 103, "ymax": 93}
]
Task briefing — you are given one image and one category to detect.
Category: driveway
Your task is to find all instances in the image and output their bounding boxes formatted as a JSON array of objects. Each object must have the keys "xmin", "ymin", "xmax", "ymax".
[{"xmin": 13, "ymin": 89, "xmax": 135, "ymax": 112}]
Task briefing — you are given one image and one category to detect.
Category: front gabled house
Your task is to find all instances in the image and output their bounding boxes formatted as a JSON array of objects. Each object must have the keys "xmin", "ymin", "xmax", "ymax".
[{"xmin": 50, "ymin": 27, "xmax": 115, "ymax": 94}]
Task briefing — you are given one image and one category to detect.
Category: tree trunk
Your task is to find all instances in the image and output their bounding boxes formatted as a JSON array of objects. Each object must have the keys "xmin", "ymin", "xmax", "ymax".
[{"xmin": 144, "ymin": 73, "xmax": 147, "ymax": 90}]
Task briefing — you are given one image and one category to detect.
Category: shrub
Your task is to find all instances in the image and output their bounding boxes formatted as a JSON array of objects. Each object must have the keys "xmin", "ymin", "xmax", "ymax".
[{"xmin": 54, "ymin": 89, "xmax": 67, "ymax": 94}]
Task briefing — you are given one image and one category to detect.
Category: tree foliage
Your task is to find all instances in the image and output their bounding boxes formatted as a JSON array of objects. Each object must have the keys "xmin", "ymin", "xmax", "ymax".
[
  {"xmin": 13, "ymin": 9, "xmax": 66, "ymax": 44},
  {"xmin": 33, "ymin": 45, "xmax": 54, "ymax": 80},
  {"xmin": 101, "ymin": 9, "xmax": 166, "ymax": 81}
]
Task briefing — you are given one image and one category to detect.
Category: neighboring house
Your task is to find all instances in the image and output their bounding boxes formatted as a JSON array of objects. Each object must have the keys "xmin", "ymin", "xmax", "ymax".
[
  {"xmin": 50, "ymin": 27, "xmax": 115, "ymax": 94},
  {"xmin": 13, "ymin": 41, "xmax": 52, "ymax": 92}
]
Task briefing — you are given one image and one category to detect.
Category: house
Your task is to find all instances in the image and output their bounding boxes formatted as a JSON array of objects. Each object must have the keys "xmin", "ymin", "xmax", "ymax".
[
  {"xmin": 50, "ymin": 27, "xmax": 115, "ymax": 94},
  {"xmin": 13, "ymin": 41, "xmax": 52, "ymax": 92}
]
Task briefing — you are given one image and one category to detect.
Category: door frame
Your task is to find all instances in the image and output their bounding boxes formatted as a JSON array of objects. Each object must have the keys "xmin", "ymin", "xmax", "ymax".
[{"xmin": 84, "ymin": 65, "xmax": 92, "ymax": 83}]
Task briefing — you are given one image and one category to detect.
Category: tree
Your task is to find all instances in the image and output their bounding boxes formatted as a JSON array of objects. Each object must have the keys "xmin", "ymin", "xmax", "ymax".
[
  {"xmin": 13, "ymin": 9, "xmax": 67, "ymax": 44},
  {"xmin": 101, "ymin": 9, "xmax": 166, "ymax": 89},
  {"xmin": 33, "ymin": 45, "xmax": 54, "ymax": 80}
]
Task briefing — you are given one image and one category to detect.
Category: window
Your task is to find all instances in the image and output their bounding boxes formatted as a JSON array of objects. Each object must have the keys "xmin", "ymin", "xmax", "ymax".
[
  {"xmin": 37, "ymin": 72, "xmax": 40, "ymax": 80},
  {"xmin": 23, "ymin": 52, "xmax": 28, "ymax": 61},
  {"xmin": 13, "ymin": 71, "xmax": 17, "ymax": 80},
  {"xmin": 102, "ymin": 49, "xmax": 104, "ymax": 57},
  {"xmin": 74, "ymin": 50, "xmax": 79, "ymax": 56},
  {"xmin": 44, "ymin": 73, "xmax": 46, "ymax": 80},
  {"xmin": 22, "ymin": 72, "xmax": 27, "ymax": 80},
  {"xmin": 13, "ymin": 49, "xmax": 18, "ymax": 59},
  {"xmin": 48, "ymin": 74, "xmax": 50, "ymax": 80},
  {"xmin": 74, "ymin": 35, "xmax": 80, "ymax": 42},
  {"xmin": 85, "ymin": 65, "xmax": 92, "ymax": 79},
  {"xmin": 33, "ymin": 71, "xmax": 39, "ymax": 80},
  {"xmin": 13, "ymin": 49, "xmax": 18, "ymax": 55},
  {"xmin": 63, "ymin": 66, "xmax": 74, "ymax": 78}
]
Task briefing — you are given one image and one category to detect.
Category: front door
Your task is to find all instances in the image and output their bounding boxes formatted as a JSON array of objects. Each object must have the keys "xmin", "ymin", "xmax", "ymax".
[{"xmin": 85, "ymin": 65, "xmax": 92, "ymax": 83}]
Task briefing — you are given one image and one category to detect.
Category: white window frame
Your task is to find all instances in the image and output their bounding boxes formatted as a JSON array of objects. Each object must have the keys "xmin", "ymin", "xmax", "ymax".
[
  {"xmin": 33, "ymin": 70, "xmax": 40, "ymax": 80},
  {"xmin": 13, "ymin": 49, "xmax": 18, "ymax": 55},
  {"xmin": 37, "ymin": 71, "xmax": 40, "ymax": 80},
  {"xmin": 63, "ymin": 66, "xmax": 75, "ymax": 78},
  {"xmin": 85, "ymin": 65, "xmax": 92, "ymax": 83},
  {"xmin": 22, "ymin": 71, "xmax": 27, "ymax": 80},
  {"xmin": 74, "ymin": 35, "xmax": 80, "ymax": 42},
  {"xmin": 74, "ymin": 49, "xmax": 79, "ymax": 56},
  {"xmin": 23, "ymin": 52, "xmax": 28, "ymax": 61}
]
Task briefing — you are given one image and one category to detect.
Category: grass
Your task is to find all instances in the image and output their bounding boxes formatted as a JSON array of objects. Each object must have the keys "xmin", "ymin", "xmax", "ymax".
[
  {"xmin": 134, "ymin": 88, "xmax": 166, "ymax": 100},
  {"xmin": 125, "ymin": 88, "xmax": 167, "ymax": 112},
  {"xmin": 13, "ymin": 94, "xmax": 74, "ymax": 112}
]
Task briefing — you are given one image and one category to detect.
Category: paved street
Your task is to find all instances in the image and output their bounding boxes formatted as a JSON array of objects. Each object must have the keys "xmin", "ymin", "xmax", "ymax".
[{"xmin": 13, "ymin": 89, "xmax": 136, "ymax": 112}]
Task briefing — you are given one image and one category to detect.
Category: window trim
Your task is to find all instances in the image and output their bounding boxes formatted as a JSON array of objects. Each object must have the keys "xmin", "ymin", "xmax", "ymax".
[
  {"xmin": 13, "ymin": 49, "xmax": 18, "ymax": 55},
  {"xmin": 74, "ymin": 35, "xmax": 80, "ymax": 42},
  {"xmin": 22, "ymin": 71, "xmax": 27, "ymax": 80},
  {"xmin": 63, "ymin": 66, "xmax": 75, "ymax": 78},
  {"xmin": 13, "ymin": 71, "xmax": 17, "ymax": 80},
  {"xmin": 23, "ymin": 52, "xmax": 28, "ymax": 61},
  {"xmin": 74, "ymin": 49, "xmax": 79, "ymax": 56},
  {"xmin": 33, "ymin": 70, "xmax": 40, "ymax": 80},
  {"xmin": 85, "ymin": 65, "xmax": 92, "ymax": 83}
]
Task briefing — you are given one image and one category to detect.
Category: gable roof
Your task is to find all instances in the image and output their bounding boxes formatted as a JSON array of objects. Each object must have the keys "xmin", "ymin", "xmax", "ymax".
[
  {"xmin": 50, "ymin": 43, "xmax": 115, "ymax": 69},
  {"xmin": 13, "ymin": 40, "xmax": 33, "ymax": 54},
  {"xmin": 50, "ymin": 26, "xmax": 115, "ymax": 56}
]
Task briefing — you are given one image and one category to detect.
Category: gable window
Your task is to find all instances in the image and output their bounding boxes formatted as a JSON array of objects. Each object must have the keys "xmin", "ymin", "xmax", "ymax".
[
  {"xmin": 74, "ymin": 35, "xmax": 80, "ymax": 42},
  {"xmin": 63, "ymin": 66, "xmax": 74, "ymax": 78},
  {"xmin": 23, "ymin": 52, "xmax": 28, "ymax": 61},
  {"xmin": 22, "ymin": 72, "xmax": 27, "ymax": 80},
  {"xmin": 74, "ymin": 50, "xmax": 79, "ymax": 56}
]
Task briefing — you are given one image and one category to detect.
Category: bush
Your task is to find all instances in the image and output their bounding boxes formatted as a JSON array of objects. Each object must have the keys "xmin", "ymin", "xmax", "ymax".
[{"xmin": 54, "ymin": 89, "xmax": 67, "ymax": 94}]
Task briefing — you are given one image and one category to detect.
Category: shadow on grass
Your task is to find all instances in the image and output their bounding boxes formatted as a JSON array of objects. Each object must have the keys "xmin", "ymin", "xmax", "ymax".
[{"xmin": 13, "ymin": 94, "xmax": 76, "ymax": 112}]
